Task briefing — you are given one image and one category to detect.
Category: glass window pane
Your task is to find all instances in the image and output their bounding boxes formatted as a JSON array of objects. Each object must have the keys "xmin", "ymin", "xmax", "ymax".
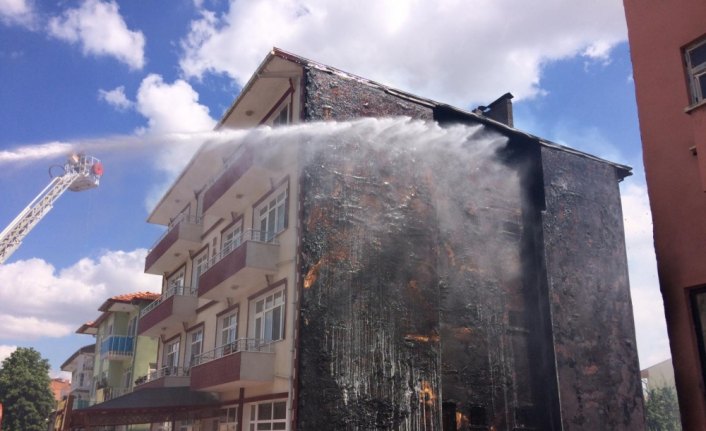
[
  {"xmin": 256, "ymin": 424, "xmax": 271, "ymax": 431},
  {"xmin": 258, "ymin": 403, "xmax": 272, "ymax": 420},
  {"xmin": 690, "ymin": 42, "xmax": 706, "ymax": 68},
  {"xmin": 265, "ymin": 311, "xmax": 273, "ymax": 341},
  {"xmin": 255, "ymin": 318, "xmax": 261, "ymax": 339},
  {"xmin": 273, "ymin": 402, "xmax": 286, "ymax": 419},
  {"xmin": 256, "ymin": 300, "xmax": 263, "ymax": 313},
  {"xmin": 272, "ymin": 307, "xmax": 282, "ymax": 341},
  {"xmin": 698, "ymin": 73, "xmax": 706, "ymax": 99},
  {"xmin": 272, "ymin": 424, "xmax": 286, "ymax": 430}
]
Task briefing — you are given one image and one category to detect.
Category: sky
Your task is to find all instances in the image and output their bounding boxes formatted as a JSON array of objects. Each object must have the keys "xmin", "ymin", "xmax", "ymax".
[{"xmin": 0, "ymin": 0, "xmax": 668, "ymax": 378}]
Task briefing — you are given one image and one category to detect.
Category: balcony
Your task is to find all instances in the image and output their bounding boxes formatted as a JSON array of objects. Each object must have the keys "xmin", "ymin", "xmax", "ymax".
[
  {"xmin": 95, "ymin": 386, "xmax": 130, "ymax": 403},
  {"xmin": 100, "ymin": 335, "xmax": 134, "ymax": 361},
  {"xmin": 138, "ymin": 285, "xmax": 198, "ymax": 337},
  {"xmin": 134, "ymin": 366, "xmax": 190, "ymax": 390},
  {"xmin": 198, "ymin": 230, "xmax": 279, "ymax": 300},
  {"xmin": 145, "ymin": 214, "xmax": 203, "ymax": 275},
  {"xmin": 190, "ymin": 339, "xmax": 275, "ymax": 392},
  {"xmin": 202, "ymin": 146, "xmax": 272, "ymax": 217}
]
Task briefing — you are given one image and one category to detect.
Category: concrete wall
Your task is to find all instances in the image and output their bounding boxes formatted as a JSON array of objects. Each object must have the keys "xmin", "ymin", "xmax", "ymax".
[{"xmin": 624, "ymin": 1, "xmax": 706, "ymax": 428}]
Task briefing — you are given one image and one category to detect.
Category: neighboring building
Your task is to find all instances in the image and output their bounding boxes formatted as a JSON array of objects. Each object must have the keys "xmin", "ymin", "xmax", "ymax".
[
  {"xmin": 642, "ymin": 358, "xmax": 677, "ymax": 394},
  {"xmin": 50, "ymin": 378, "xmax": 71, "ymax": 405},
  {"xmin": 623, "ymin": 1, "xmax": 706, "ymax": 429},
  {"xmin": 60, "ymin": 344, "xmax": 95, "ymax": 409},
  {"xmin": 75, "ymin": 292, "xmax": 159, "ymax": 407},
  {"xmin": 71, "ymin": 48, "xmax": 644, "ymax": 430}
]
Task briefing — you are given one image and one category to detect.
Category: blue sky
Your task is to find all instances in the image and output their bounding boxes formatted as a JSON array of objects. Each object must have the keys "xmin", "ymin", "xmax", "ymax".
[{"xmin": 0, "ymin": 0, "xmax": 667, "ymax": 377}]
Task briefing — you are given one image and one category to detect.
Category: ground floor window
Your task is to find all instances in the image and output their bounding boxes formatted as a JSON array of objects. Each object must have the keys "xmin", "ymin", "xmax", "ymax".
[
  {"xmin": 218, "ymin": 406, "xmax": 238, "ymax": 431},
  {"xmin": 249, "ymin": 400, "xmax": 286, "ymax": 430}
]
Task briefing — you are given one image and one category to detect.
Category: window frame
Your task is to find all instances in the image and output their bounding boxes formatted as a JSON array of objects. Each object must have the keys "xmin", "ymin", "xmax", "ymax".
[
  {"xmin": 248, "ymin": 400, "xmax": 287, "ymax": 431},
  {"xmin": 163, "ymin": 335, "xmax": 181, "ymax": 370},
  {"xmin": 191, "ymin": 246, "xmax": 209, "ymax": 290},
  {"xmin": 253, "ymin": 181, "xmax": 289, "ymax": 243},
  {"xmin": 690, "ymin": 286, "xmax": 706, "ymax": 387},
  {"xmin": 184, "ymin": 325, "xmax": 204, "ymax": 369},
  {"xmin": 249, "ymin": 285, "xmax": 286, "ymax": 343},
  {"xmin": 221, "ymin": 218, "xmax": 244, "ymax": 256},
  {"xmin": 685, "ymin": 37, "xmax": 706, "ymax": 105}
]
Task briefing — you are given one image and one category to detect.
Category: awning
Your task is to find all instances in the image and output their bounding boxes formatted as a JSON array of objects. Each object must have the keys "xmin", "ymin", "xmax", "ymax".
[{"xmin": 70, "ymin": 387, "xmax": 220, "ymax": 427}]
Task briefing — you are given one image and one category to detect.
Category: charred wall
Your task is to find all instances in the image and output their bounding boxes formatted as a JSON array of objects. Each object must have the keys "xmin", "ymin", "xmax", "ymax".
[
  {"xmin": 302, "ymin": 67, "xmax": 434, "ymax": 121},
  {"xmin": 540, "ymin": 146, "xmax": 645, "ymax": 429}
]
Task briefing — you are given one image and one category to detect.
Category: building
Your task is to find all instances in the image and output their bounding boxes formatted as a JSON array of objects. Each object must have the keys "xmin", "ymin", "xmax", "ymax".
[
  {"xmin": 75, "ymin": 292, "xmax": 159, "ymax": 407},
  {"xmin": 623, "ymin": 1, "xmax": 706, "ymax": 429},
  {"xmin": 61, "ymin": 344, "xmax": 95, "ymax": 409},
  {"xmin": 51, "ymin": 378, "xmax": 72, "ymax": 405},
  {"xmin": 71, "ymin": 48, "xmax": 644, "ymax": 430},
  {"xmin": 641, "ymin": 358, "xmax": 677, "ymax": 395}
]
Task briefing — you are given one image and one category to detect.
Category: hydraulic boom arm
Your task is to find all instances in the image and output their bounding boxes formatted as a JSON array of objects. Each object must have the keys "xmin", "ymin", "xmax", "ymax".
[{"xmin": 0, "ymin": 154, "xmax": 103, "ymax": 264}]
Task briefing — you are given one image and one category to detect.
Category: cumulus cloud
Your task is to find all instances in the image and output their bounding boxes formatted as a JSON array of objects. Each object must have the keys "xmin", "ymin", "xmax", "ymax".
[
  {"xmin": 98, "ymin": 85, "xmax": 133, "ymax": 110},
  {"xmin": 621, "ymin": 181, "xmax": 670, "ymax": 368},
  {"xmin": 48, "ymin": 0, "xmax": 145, "ymax": 70},
  {"xmin": 0, "ymin": 250, "xmax": 160, "ymax": 340},
  {"xmin": 180, "ymin": 0, "xmax": 627, "ymax": 107},
  {"xmin": 0, "ymin": 0, "xmax": 36, "ymax": 28},
  {"xmin": 0, "ymin": 344, "xmax": 17, "ymax": 364}
]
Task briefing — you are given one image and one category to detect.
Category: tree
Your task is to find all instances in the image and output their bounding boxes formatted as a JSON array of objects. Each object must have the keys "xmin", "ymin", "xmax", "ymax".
[
  {"xmin": 645, "ymin": 385, "xmax": 682, "ymax": 431},
  {"xmin": 0, "ymin": 347, "xmax": 55, "ymax": 431}
]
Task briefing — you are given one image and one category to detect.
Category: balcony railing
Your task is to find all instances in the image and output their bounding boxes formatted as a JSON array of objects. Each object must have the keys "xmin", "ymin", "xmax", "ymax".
[
  {"xmin": 135, "ymin": 366, "xmax": 190, "ymax": 386},
  {"xmin": 100, "ymin": 335, "xmax": 134, "ymax": 359},
  {"xmin": 140, "ymin": 285, "xmax": 197, "ymax": 318},
  {"xmin": 192, "ymin": 338, "xmax": 274, "ymax": 367},
  {"xmin": 203, "ymin": 230, "xmax": 278, "ymax": 273},
  {"xmin": 149, "ymin": 213, "xmax": 202, "ymax": 251}
]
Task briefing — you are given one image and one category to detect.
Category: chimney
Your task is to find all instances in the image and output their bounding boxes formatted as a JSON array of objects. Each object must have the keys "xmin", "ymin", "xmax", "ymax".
[{"xmin": 474, "ymin": 93, "xmax": 514, "ymax": 127}]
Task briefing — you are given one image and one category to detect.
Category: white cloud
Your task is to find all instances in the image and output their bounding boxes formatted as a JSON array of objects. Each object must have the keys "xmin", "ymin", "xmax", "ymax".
[
  {"xmin": 0, "ymin": 0, "xmax": 35, "ymax": 28},
  {"xmin": 48, "ymin": 0, "xmax": 145, "ymax": 70},
  {"xmin": 180, "ymin": 0, "xmax": 627, "ymax": 107},
  {"xmin": 0, "ymin": 250, "xmax": 160, "ymax": 340},
  {"xmin": 98, "ymin": 85, "xmax": 133, "ymax": 110},
  {"xmin": 136, "ymin": 74, "xmax": 216, "ymax": 135},
  {"xmin": 621, "ymin": 181, "xmax": 670, "ymax": 368},
  {"xmin": 0, "ymin": 344, "xmax": 17, "ymax": 364}
]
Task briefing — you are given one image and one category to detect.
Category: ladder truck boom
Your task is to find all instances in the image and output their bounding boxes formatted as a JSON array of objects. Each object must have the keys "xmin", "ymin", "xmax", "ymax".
[{"xmin": 0, "ymin": 154, "xmax": 103, "ymax": 264}]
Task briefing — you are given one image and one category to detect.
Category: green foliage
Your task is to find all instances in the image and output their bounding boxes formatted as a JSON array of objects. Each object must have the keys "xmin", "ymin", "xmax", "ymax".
[
  {"xmin": 645, "ymin": 386, "xmax": 682, "ymax": 431},
  {"xmin": 0, "ymin": 347, "xmax": 55, "ymax": 431}
]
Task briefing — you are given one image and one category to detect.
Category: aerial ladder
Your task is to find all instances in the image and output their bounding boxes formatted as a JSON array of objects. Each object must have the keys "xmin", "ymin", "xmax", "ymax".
[{"xmin": 0, "ymin": 153, "xmax": 104, "ymax": 264}]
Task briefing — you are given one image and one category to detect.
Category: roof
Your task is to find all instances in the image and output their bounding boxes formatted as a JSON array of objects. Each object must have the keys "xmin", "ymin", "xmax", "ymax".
[
  {"xmin": 60, "ymin": 344, "xmax": 95, "ymax": 370},
  {"xmin": 71, "ymin": 387, "xmax": 220, "ymax": 427},
  {"xmin": 148, "ymin": 48, "xmax": 632, "ymax": 223},
  {"xmin": 98, "ymin": 291, "xmax": 160, "ymax": 312}
]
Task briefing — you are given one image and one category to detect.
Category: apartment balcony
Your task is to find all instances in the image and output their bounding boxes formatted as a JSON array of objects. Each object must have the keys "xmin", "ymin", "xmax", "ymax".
[
  {"xmin": 95, "ymin": 386, "xmax": 130, "ymax": 403},
  {"xmin": 190, "ymin": 339, "xmax": 275, "ymax": 392},
  {"xmin": 198, "ymin": 230, "xmax": 279, "ymax": 300},
  {"xmin": 145, "ymin": 214, "xmax": 203, "ymax": 275},
  {"xmin": 100, "ymin": 335, "xmax": 134, "ymax": 361},
  {"xmin": 138, "ymin": 285, "xmax": 198, "ymax": 337},
  {"xmin": 133, "ymin": 366, "xmax": 190, "ymax": 390},
  {"xmin": 202, "ymin": 146, "xmax": 273, "ymax": 217}
]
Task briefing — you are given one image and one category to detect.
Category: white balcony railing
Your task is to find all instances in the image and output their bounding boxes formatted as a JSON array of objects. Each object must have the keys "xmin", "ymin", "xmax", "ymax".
[
  {"xmin": 140, "ymin": 284, "xmax": 197, "ymax": 318},
  {"xmin": 148, "ymin": 213, "xmax": 202, "ymax": 252},
  {"xmin": 192, "ymin": 338, "xmax": 274, "ymax": 367},
  {"xmin": 134, "ymin": 366, "xmax": 189, "ymax": 386},
  {"xmin": 202, "ymin": 229, "xmax": 279, "ymax": 274}
]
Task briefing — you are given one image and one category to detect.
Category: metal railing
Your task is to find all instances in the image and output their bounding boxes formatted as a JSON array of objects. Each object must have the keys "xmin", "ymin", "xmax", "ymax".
[
  {"xmin": 135, "ymin": 366, "xmax": 190, "ymax": 386},
  {"xmin": 204, "ymin": 144, "xmax": 249, "ymax": 190},
  {"xmin": 202, "ymin": 230, "xmax": 278, "ymax": 273},
  {"xmin": 140, "ymin": 284, "xmax": 197, "ymax": 317},
  {"xmin": 100, "ymin": 335, "xmax": 134, "ymax": 357},
  {"xmin": 148, "ymin": 213, "xmax": 203, "ymax": 251},
  {"xmin": 191, "ymin": 338, "xmax": 274, "ymax": 367}
]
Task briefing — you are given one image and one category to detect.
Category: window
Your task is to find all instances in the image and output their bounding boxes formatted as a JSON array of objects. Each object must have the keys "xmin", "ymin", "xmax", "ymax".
[
  {"xmin": 249, "ymin": 401, "xmax": 286, "ymax": 430},
  {"xmin": 164, "ymin": 338, "xmax": 180, "ymax": 370},
  {"xmin": 691, "ymin": 287, "xmax": 706, "ymax": 382},
  {"xmin": 192, "ymin": 249, "xmax": 209, "ymax": 289},
  {"xmin": 272, "ymin": 103, "xmax": 289, "ymax": 127},
  {"xmin": 220, "ymin": 311, "xmax": 238, "ymax": 354},
  {"xmin": 686, "ymin": 38, "xmax": 706, "ymax": 104},
  {"xmin": 185, "ymin": 327, "xmax": 203, "ymax": 368},
  {"xmin": 219, "ymin": 406, "xmax": 238, "ymax": 431},
  {"xmin": 127, "ymin": 316, "xmax": 137, "ymax": 337},
  {"xmin": 252, "ymin": 289, "xmax": 285, "ymax": 343},
  {"xmin": 257, "ymin": 189, "xmax": 287, "ymax": 242},
  {"xmin": 168, "ymin": 268, "xmax": 186, "ymax": 294},
  {"xmin": 222, "ymin": 223, "xmax": 243, "ymax": 255}
]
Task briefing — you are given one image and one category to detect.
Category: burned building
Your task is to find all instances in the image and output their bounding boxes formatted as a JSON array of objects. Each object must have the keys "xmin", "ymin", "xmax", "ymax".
[{"xmin": 72, "ymin": 49, "xmax": 644, "ymax": 431}]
